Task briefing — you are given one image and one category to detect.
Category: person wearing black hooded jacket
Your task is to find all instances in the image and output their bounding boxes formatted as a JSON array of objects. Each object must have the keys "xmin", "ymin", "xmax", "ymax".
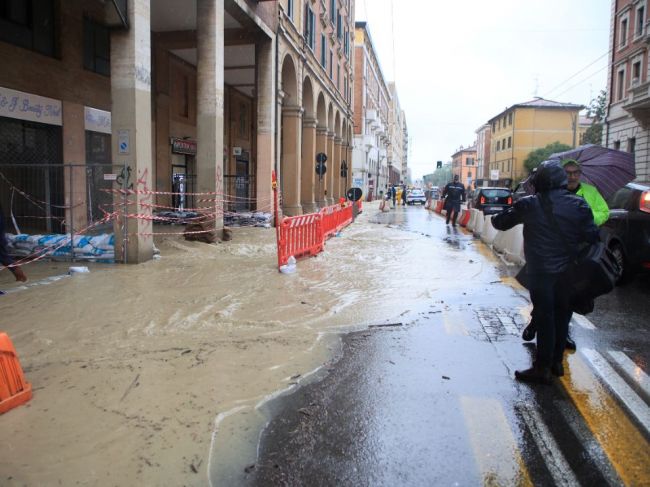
[{"xmin": 492, "ymin": 160, "xmax": 599, "ymax": 384}]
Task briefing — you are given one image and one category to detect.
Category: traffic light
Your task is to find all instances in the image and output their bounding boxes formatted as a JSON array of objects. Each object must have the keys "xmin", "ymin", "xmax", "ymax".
[{"xmin": 436, "ymin": 161, "xmax": 442, "ymax": 169}]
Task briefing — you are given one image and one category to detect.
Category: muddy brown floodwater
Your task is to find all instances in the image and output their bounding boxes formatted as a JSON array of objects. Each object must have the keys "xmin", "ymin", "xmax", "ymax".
[{"xmin": 0, "ymin": 203, "xmax": 504, "ymax": 486}]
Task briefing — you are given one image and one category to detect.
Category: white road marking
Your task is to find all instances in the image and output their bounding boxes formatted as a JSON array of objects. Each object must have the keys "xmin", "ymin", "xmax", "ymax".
[
  {"xmin": 571, "ymin": 313, "xmax": 596, "ymax": 330},
  {"xmin": 608, "ymin": 351, "xmax": 650, "ymax": 401},
  {"xmin": 582, "ymin": 349, "xmax": 650, "ymax": 436},
  {"xmin": 518, "ymin": 403, "xmax": 579, "ymax": 487}
]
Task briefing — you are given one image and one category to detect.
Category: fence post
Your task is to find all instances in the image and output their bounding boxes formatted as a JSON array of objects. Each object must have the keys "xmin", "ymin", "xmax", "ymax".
[
  {"xmin": 69, "ymin": 164, "xmax": 75, "ymax": 262},
  {"xmin": 272, "ymin": 170, "xmax": 281, "ymax": 270}
]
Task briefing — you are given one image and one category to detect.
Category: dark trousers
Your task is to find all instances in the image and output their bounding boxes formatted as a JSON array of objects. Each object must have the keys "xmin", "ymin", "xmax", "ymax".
[
  {"xmin": 528, "ymin": 272, "xmax": 571, "ymax": 367},
  {"xmin": 445, "ymin": 202, "xmax": 461, "ymax": 224}
]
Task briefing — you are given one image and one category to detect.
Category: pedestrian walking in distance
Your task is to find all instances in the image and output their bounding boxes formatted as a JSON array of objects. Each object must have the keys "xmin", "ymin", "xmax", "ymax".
[
  {"xmin": 442, "ymin": 175, "xmax": 466, "ymax": 226},
  {"xmin": 492, "ymin": 161, "xmax": 599, "ymax": 384}
]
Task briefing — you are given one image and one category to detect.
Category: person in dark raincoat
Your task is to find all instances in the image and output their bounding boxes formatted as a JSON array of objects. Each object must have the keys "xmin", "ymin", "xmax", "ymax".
[
  {"xmin": 492, "ymin": 161, "xmax": 598, "ymax": 384},
  {"xmin": 442, "ymin": 175, "xmax": 465, "ymax": 226}
]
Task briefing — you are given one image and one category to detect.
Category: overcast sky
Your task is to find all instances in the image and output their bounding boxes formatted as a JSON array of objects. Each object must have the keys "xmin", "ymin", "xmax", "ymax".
[{"xmin": 355, "ymin": 0, "xmax": 612, "ymax": 180}]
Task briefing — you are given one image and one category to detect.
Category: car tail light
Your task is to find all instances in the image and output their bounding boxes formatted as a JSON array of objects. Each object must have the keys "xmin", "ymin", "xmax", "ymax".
[
  {"xmin": 641, "ymin": 191, "xmax": 650, "ymax": 214},
  {"xmin": 480, "ymin": 196, "xmax": 486, "ymax": 204},
  {"xmin": 507, "ymin": 197, "xmax": 512, "ymax": 205}
]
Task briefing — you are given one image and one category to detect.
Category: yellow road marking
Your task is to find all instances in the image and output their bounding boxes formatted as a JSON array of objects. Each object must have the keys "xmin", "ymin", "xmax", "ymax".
[
  {"xmin": 561, "ymin": 352, "xmax": 650, "ymax": 485},
  {"xmin": 461, "ymin": 396, "xmax": 533, "ymax": 486}
]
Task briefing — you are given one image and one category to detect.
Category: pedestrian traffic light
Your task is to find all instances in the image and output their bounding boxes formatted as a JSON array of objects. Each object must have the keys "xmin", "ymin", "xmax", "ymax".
[{"xmin": 437, "ymin": 161, "xmax": 442, "ymax": 169}]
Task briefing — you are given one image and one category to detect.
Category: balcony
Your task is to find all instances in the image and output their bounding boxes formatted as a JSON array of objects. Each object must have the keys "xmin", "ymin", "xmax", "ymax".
[
  {"xmin": 363, "ymin": 134, "xmax": 376, "ymax": 149},
  {"xmin": 623, "ymin": 79, "xmax": 650, "ymax": 128},
  {"xmin": 366, "ymin": 109, "xmax": 378, "ymax": 123}
]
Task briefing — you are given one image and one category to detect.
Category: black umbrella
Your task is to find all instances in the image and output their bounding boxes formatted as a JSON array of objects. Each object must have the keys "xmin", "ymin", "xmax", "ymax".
[{"xmin": 548, "ymin": 144, "xmax": 636, "ymax": 198}]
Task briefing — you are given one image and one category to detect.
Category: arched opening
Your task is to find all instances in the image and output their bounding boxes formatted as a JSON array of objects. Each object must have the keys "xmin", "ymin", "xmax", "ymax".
[
  {"xmin": 279, "ymin": 55, "xmax": 302, "ymax": 215},
  {"xmin": 300, "ymin": 77, "xmax": 317, "ymax": 212}
]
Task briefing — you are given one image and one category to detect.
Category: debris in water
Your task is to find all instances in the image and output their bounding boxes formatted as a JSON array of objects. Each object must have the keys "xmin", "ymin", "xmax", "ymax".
[
  {"xmin": 442, "ymin": 376, "xmax": 450, "ymax": 380},
  {"xmin": 290, "ymin": 374, "xmax": 301, "ymax": 380},
  {"xmin": 369, "ymin": 323, "xmax": 403, "ymax": 328},
  {"xmin": 244, "ymin": 464, "xmax": 256, "ymax": 474},
  {"xmin": 298, "ymin": 408, "xmax": 312, "ymax": 417}
]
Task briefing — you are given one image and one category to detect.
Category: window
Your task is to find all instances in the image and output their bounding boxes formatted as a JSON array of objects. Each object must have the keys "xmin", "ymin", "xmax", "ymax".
[
  {"xmin": 508, "ymin": 113, "xmax": 513, "ymax": 125},
  {"xmin": 620, "ymin": 17, "xmax": 628, "ymax": 47},
  {"xmin": 617, "ymin": 69, "xmax": 625, "ymax": 100},
  {"xmin": 83, "ymin": 18, "xmax": 110, "ymax": 76},
  {"xmin": 287, "ymin": 0, "xmax": 294, "ymax": 20},
  {"xmin": 502, "ymin": 138, "xmax": 506, "ymax": 149},
  {"xmin": 467, "ymin": 157, "xmax": 474, "ymax": 165},
  {"xmin": 320, "ymin": 33, "xmax": 327, "ymax": 67},
  {"xmin": 507, "ymin": 136, "xmax": 512, "ymax": 148},
  {"xmin": 337, "ymin": 64, "xmax": 340, "ymax": 90},
  {"xmin": 344, "ymin": 28, "xmax": 349, "ymax": 57},
  {"xmin": 0, "ymin": 0, "xmax": 56, "ymax": 57},
  {"xmin": 636, "ymin": 6, "xmax": 645, "ymax": 37},
  {"xmin": 497, "ymin": 140, "xmax": 501, "ymax": 151},
  {"xmin": 330, "ymin": 0, "xmax": 336, "ymax": 23},
  {"xmin": 503, "ymin": 116, "xmax": 507, "ymax": 126},
  {"xmin": 614, "ymin": 140, "xmax": 621, "ymax": 150},
  {"xmin": 628, "ymin": 137, "xmax": 636, "ymax": 154},
  {"xmin": 633, "ymin": 60, "xmax": 641, "ymax": 83},
  {"xmin": 337, "ymin": 12, "xmax": 342, "ymax": 38},
  {"xmin": 329, "ymin": 51, "xmax": 333, "ymax": 78},
  {"xmin": 304, "ymin": 5, "xmax": 315, "ymax": 50},
  {"xmin": 607, "ymin": 186, "xmax": 633, "ymax": 209}
]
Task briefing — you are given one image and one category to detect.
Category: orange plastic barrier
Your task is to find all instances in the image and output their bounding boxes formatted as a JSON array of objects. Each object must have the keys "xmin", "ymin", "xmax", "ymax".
[
  {"xmin": 0, "ymin": 333, "xmax": 32, "ymax": 414},
  {"xmin": 435, "ymin": 200, "xmax": 443, "ymax": 214},
  {"xmin": 320, "ymin": 203, "xmax": 353, "ymax": 239},
  {"xmin": 277, "ymin": 213, "xmax": 324, "ymax": 267}
]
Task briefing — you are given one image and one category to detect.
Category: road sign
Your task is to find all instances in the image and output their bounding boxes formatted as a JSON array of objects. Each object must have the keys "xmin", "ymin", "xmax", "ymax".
[
  {"xmin": 347, "ymin": 187, "xmax": 362, "ymax": 202},
  {"xmin": 118, "ymin": 130, "xmax": 130, "ymax": 155},
  {"xmin": 316, "ymin": 162, "xmax": 327, "ymax": 176},
  {"xmin": 316, "ymin": 152, "xmax": 328, "ymax": 164}
]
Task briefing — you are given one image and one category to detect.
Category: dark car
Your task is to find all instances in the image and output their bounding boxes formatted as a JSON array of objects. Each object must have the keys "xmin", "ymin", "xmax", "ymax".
[
  {"xmin": 472, "ymin": 187, "xmax": 513, "ymax": 215},
  {"xmin": 601, "ymin": 182, "xmax": 650, "ymax": 282}
]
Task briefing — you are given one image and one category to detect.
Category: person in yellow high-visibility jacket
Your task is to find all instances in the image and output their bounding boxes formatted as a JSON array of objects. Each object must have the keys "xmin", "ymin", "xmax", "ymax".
[{"xmin": 396, "ymin": 186, "xmax": 403, "ymax": 206}]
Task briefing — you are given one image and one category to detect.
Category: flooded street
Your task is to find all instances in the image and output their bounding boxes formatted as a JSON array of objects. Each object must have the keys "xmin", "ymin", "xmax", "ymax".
[
  {"xmin": 0, "ymin": 202, "xmax": 517, "ymax": 486},
  {"xmin": 2, "ymin": 203, "xmax": 649, "ymax": 486}
]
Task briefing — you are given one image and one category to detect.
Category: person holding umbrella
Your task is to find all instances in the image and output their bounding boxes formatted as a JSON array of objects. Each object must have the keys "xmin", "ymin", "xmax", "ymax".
[
  {"xmin": 493, "ymin": 161, "xmax": 599, "ymax": 383},
  {"xmin": 521, "ymin": 158, "xmax": 610, "ymax": 347}
]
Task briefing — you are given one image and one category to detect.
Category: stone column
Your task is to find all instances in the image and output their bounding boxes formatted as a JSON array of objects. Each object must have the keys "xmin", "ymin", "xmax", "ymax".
[
  {"xmin": 110, "ymin": 0, "xmax": 153, "ymax": 263},
  {"xmin": 300, "ymin": 117, "xmax": 318, "ymax": 213},
  {"xmin": 333, "ymin": 137, "xmax": 342, "ymax": 201},
  {"xmin": 196, "ymin": 0, "xmax": 225, "ymax": 230},
  {"xmin": 256, "ymin": 37, "xmax": 275, "ymax": 213},
  {"xmin": 315, "ymin": 126, "xmax": 328, "ymax": 207},
  {"xmin": 62, "ymin": 101, "xmax": 88, "ymax": 233},
  {"xmin": 281, "ymin": 105, "xmax": 303, "ymax": 216},
  {"xmin": 326, "ymin": 131, "xmax": 335, "ymax": 205}
]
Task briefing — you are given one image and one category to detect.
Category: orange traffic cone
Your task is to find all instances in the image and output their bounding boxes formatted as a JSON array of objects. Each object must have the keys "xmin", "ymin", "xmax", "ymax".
[{"xmin": 0, "ymin": 332, "xmax": 32, "ymax": 414}]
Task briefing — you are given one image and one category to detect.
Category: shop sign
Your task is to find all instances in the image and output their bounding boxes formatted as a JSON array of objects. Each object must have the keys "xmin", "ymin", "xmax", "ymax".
[
  {"xmin": 0, "ymin": 86, "xmax": 62, "ymax": 125},
  {"xmin": 84, "ymin": 106, "xmax": 111, "ymax": 134},
  {"xmin": 490, "ymin": 169, "xmax": 499, "ymax": 181},
  {"xmin": 170, "ymin": 137, "xmax": 197, "ymax": 155}
]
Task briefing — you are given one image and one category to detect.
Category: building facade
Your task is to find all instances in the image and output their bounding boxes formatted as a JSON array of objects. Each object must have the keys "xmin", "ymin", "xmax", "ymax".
[
  {"xmin": 487, "ymin": 97, "xmax": 584, "ymax": 187},
  {"xmin": 451, "ymin": 145, "xmax": 477, "ymax": 189},
  {"xmin": 276, "ymin": 0, "xmax": 355, "ymax": 214},
  {"xmin": 387, "ymin": 82, "xmax": 408, "ymax": 185},
  {"xmin": 604, "ymin": 0, "xmax": 650, "ymax": 183},
  {"xmin": 352, "ymin": 21, "xmax": 390, "ymax": 200},
  {"xmin": 0, "ymin": 0, "xmax": 356, "ymax": 263},
  {"xmin": 474, "ymin": 123, "xmax": 491, "ymax": 187}
]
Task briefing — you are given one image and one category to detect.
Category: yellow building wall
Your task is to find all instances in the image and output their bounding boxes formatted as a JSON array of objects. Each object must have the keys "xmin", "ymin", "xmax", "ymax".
[{"xmin": 491, "ymin": 108, "xmax": 581, "ymax": 183}]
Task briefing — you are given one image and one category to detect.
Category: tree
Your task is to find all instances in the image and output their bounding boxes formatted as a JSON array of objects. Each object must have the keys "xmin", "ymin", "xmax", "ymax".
[
  {"xmin": 581, "ymin": 89, "xmax": 607, "ymax": 145},
  {"xmin": 523, "ymin": 141, "xmax": 572, "ymax": 174}
]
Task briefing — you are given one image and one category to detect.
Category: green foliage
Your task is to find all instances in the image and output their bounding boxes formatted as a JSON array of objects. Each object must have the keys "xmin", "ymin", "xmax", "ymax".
[
  {"xmin": 430, "ymin": 165, "xmax": 452, "ymax": 187},
  {"xmin": 582, "ymin": 89, "xmax": 607, "ymax": 145},
  {"xmin": 523, "ymin": 141, "xmax": 572, "ymax": 174}
]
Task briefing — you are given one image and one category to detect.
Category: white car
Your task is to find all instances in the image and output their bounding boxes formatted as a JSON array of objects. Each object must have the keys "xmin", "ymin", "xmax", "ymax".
[{"xmin": 406, "ymin": 189, "xmax": 427, "ymax": 205}]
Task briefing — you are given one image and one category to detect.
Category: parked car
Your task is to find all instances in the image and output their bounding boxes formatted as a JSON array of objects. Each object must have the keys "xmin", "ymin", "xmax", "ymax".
[
  {"xmin": 601, "ymin": 182, "xmax": 650, "ymax": 282},
  {"xmin": 472, "ymin": 187, "xmax": 513, "ymax": 214},
  {"xmin": 406, "ymin": 188, "xmax": 427, "ymax": 205}
]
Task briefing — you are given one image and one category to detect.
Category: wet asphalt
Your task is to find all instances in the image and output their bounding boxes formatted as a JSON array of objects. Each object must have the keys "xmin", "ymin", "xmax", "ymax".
[{"xmin": 238, "ymin": 204, "xmax": 649, "ymax": 486}]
